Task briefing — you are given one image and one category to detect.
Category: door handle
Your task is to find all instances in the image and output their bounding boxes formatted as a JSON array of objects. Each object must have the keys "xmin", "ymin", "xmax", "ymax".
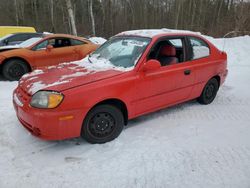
[{"xmin": 184, "ymin": 69, "xmax": 191, "ymax": 75}]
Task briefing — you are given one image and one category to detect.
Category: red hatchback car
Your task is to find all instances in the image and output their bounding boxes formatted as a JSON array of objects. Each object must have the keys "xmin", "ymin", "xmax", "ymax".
[{"xmin": 13, "ymin": 29, "xmax": 228, "ymax": 144}]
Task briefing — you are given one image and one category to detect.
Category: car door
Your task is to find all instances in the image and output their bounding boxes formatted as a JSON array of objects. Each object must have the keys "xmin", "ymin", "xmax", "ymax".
[
  {"xmin": 187, "ymin": 36, "xmax": 212, "ymax": 87},
  {"xmin": 30, "ymin": 39, "xmax": 59, "ymax": 67},
  {"xmin": 134, "ymin": 37, "xmax": 196, "ymax": 115},
  {"xmin": 31, "ymin": 38, "xmax": 79, "ymax": 67},
  {"xmin": 53, "ymin": 38, "xmax": 80, "ymax": 62}
]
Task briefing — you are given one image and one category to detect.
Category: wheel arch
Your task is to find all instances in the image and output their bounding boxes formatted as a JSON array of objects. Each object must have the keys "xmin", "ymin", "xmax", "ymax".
[
  {"xmin": 2, "ymin": 57, "xmax": 32, "ymax": 72},
  {"xmin": 89, "ymin": 98, "xmax": 129, "ymax": 125},
  {"xmin": 212, "ymin": 75, "xmax": 221, "ymax": 87}
]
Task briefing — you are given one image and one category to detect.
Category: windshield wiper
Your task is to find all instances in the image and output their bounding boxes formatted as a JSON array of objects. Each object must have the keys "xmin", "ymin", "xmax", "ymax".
[{"xmin": 88, "ymin": 56, "xmax": 93, "ymax": 64}]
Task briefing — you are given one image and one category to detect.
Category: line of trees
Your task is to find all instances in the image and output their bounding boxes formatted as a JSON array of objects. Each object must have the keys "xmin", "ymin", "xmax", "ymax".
[{"xmin": 0, "ymin": 0, "xmax": 249, "ymax": 38}]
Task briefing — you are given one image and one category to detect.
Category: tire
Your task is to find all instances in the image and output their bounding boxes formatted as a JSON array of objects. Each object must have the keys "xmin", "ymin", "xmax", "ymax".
[
  {"xmin": 198, "ymin": 78, "xmax": 219, "ymax": 105},
  {"xmin": 81, "ymin": 104, "xmax": 124, "ymax": 144},
  {"xmin": 2, "ymin": 59, "xmax": 29, "ymax": 81}
]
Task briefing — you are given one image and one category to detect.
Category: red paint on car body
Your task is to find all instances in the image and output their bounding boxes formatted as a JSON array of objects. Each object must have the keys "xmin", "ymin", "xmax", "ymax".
[{"xmin": 13, "ymin": 31, "xmax": 228, "ymax": 140}]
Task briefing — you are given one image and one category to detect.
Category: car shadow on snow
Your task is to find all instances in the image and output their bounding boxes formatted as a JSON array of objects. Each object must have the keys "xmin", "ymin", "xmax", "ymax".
[
  {"xmin": 125, "ymin": 99, "xmax": 199, "ymax": 130},
  {"xmin": 13, "ymin": 99, "xmax": 207, "ymax": 163},
  {"xmin": 33, "ymin": 100, "xmax": 199, "ymax": 150}
]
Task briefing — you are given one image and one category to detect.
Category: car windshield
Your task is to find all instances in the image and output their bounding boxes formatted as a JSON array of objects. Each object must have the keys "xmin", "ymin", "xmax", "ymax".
[
  {"xmin": 90, "ymin": 37, "xmax": 151, "ymax": 68},
  {"xmin": 19, "ymin": 37, "xmax": 42, "ymax": 48},
  {"xmin": 0, "ymin": 34, "xmax": 13, "ymax": 41}
]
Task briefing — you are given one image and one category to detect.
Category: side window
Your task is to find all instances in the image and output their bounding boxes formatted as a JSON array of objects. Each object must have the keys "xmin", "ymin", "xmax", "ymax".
[
  {"xmin": 33, "ymin": 40, "xmax": 49, "ymax": 50},
  {"xmin": 71, "ymin": 39, "xmax": 86, "ymax": 46},
  {"xmin": 54, "ymin": 38, "xmax": 71, "ymax": 48},
  {"xmin": 169, "ymin": 39, "xmax": 183, "ymax": 48},
  {"xmin": 148, "ymin": 38, "xmax": 185, "ymax": 66},
  {"xmin": 33, "ymin": 38, "xmax": 72, "ymax": 50},
  {"xmin": 189, "ymin": 37, "xmax": 210, "ymax": 60}
]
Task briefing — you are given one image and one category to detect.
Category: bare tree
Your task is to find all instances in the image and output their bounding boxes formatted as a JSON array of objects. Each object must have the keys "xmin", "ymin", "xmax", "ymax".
[
  {"xmin": 65, "ymin": 0, "xmax": 77, "ymax": 35},
  {"xmin": 1, "ymin": 0, "xmax": 250, "ymax": 38},
  {"xmin": 88, "ymin": 0, "xmax": 95, "ymax": 36},
  {"xmin": 14, "ymin": 0, "xmax": 19, "ymax": 25}
]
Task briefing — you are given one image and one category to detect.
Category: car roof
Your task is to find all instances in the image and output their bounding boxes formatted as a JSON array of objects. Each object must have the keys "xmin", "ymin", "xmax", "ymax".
[
  {"xmin": 44, "ymin": 34, "xmax": 88, "ymax": 41},
  {"xmin": 116, "ymin": 29, "xmax": 202, "ymax": 39}
]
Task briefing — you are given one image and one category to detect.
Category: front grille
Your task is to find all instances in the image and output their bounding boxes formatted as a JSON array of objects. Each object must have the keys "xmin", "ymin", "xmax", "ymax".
[
  {"xmin": 16, "ymin": 87, "xmax": 31, "ymax": 104},
  {"xmin": 18, "ymin": 117, "xmax": 41, "ymax": 136}
]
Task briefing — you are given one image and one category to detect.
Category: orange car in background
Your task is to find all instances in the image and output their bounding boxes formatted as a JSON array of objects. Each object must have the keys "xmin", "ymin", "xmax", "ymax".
[{"xmin": 0, "ymin": 34, "xmax": 98, "ymax": 80}]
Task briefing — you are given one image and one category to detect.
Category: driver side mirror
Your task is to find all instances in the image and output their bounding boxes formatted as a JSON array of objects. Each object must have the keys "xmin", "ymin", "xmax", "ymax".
[
  {"xmin": 142, "ymin": 59, "xmax": 161, "ymax": 72},
  {"xmin": 46, "ymin": 44, "xmax": 53, "ymax": 51}
]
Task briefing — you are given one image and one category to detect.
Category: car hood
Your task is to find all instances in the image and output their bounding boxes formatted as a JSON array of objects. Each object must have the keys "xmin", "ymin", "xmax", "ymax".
[
  {"xmin": 0, "ymin": 46, "xmax": 21, "ymax": 52},
  {"xmin": 19, "ymin": 61, "xmax": 127, "ymax": 95}
]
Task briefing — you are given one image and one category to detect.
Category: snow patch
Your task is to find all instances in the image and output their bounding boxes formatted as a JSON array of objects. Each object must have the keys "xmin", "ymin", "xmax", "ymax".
[
  {"xmin": 22, "ymin": 69, "xmax": 44, "ymax": 79},
  {"xmin": 28, "ymin": 81, "xmax": 46, "ymax": 94},
  {"xmin": 74, "ymin": 56, "xmax": 134, "ymax": 72},
  {"xmin": 23, "ymin": 55, "xmax": 133, "ymax": 94},
  {"xmin": 88, "ymin": 37, "xmax": 107, "ymax": 45},
  {"xmin": 28, "ymin": 80, "xmax": 70, "ymax": 94},
  {"xmin": 118, "ymin": 28, "xmax": 200, "ymax": 38},
  {"xmin": 60, "ymin": 71, "xmax": 91, "ymax": 80}
]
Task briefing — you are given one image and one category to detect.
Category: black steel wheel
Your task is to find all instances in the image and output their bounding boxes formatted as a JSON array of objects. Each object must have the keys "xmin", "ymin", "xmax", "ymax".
[
  {"xmin": 198, "ymin": 78, "xmax": 219, "ymax": 105},
  {"xmin": 82, "ymin": 104, "xmax": 124, "ymax": 144},
  {"xmin": 2, "ymin": 59, "xmax": 29, "ymax": 81}
]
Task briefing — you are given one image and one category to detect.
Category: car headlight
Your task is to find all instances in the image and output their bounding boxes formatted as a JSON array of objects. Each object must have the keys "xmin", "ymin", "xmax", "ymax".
[{"xmin": 30, "ymin": 91, "xmax": 64, "ymax": 109}]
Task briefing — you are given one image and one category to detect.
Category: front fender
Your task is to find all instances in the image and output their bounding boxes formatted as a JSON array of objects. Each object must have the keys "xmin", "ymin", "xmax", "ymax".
[{"xmin": 0, "ymin": 55, "xmax": 7, "ymax": 65}]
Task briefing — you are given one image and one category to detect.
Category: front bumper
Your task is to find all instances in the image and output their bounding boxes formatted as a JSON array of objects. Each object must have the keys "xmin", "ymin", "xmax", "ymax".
[{"xmin": 13, "ymin": 88, "xmax": 88, "ymax": 140}]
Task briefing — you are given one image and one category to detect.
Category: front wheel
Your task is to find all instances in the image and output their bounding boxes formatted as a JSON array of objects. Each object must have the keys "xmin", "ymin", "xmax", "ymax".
[
  {"xmin": 2, "ymin": 59, "xmax": 29, "ymax": 81},
  {"xmin": 198, "ymin": 78, "xmax": 219, "ymax": 105},
  {"xmin": 81, "ymin": 104, "xmax": 124, "ymax": 144}
]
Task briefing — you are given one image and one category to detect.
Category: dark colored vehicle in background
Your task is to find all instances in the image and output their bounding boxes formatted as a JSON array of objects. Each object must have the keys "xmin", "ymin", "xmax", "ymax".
[{"xmin": 0, "ymin": 32, "xmax": 45, "ymax": 47}]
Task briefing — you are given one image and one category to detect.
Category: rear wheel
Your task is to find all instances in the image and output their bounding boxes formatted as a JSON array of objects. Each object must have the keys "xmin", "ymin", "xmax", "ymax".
[
  {"xmin": 198, "ymin": 78, "xmax": 219, "ymax": 105},
  {"xmin": 2, "ymin": 59, "xmax": 29, "ymax": 81},
  {"xmin": 81, "ymin": 104, "xmax": 124, "ymax": 144}
]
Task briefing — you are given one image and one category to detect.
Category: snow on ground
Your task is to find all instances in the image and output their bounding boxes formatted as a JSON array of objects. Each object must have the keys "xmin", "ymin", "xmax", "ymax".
[{"xmin": 1, "ymin": 35, "xmax": 250, "ymax": 188}]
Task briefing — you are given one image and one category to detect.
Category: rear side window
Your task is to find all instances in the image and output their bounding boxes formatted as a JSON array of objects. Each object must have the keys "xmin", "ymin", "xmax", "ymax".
[
  {"xmin": 189, "ymin": 37, "xmax": 210, "ymax": 60},
  {"xmin": 71, "ymin": 39, "xmax": 86, "ymax": 46},
  {"xmin": 169, "ymin": 39, "xmax": 183, "ymax": 47}
]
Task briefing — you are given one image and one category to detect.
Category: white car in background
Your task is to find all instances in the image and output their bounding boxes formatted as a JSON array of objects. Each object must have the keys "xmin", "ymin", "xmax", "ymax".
[{"xmin": 0, "ymin": 37, "xmax": 43, "ymax": 52}]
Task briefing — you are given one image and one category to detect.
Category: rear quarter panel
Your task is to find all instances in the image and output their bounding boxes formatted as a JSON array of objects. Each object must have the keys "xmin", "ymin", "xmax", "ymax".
[
  {"xmin": 77, "ymin": 43, "xmax": 99, "ymax": 58},
  {"xmin": 191, "ymin": 42, "xmax": 228, "ymax": 98}
]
